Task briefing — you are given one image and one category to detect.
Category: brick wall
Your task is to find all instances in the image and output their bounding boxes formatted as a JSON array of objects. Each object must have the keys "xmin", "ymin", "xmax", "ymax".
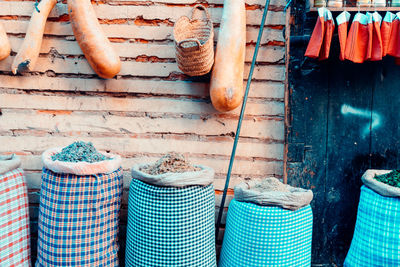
[{"xmin": 0, "ymin": 0, "xmax": 287, "ymax": 264}]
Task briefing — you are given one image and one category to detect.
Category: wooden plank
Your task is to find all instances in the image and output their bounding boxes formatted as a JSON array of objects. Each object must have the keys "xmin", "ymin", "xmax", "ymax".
[
  {"xmin": 0, "ymin": 75, "xmax": 284, "ymax": 99},
  {"xmin": 8, "ymin": 36, "xmax": 285, "ymax": 63},
  {"xmin": 286, "ymin": 60, "xmax": 329, "ymax": 264},
  {"xmin": 19, "ymin": 154, "xmax": 283, "ymax": 177},
  {"xmin": 0, "ymin": 56, "xmax": 286, "ymax": 81},
  {"xmin": 309, "ymin": 7, "xmax": 400, "ymax": 11},
  {"xmin": 23, "ymin": 170, "xmax": 281, "ymax": 190},
  {"xmin": 1, "ymin": 20, "xmax": 285, "ymax": 43},
  {"xmin": 0, "ymin": 2, "xmax": 286, "ymax": 26},
  {"xmin": 370, "ymin": 59, "xmax": 400, "ymax": 169},
  {"xmin": 112, "ymin": 0, "xmax": 287, "ymax": 6},
  {"xmin": 0, "ymin": 109, "xmax": 285, "ymax": 140},
  {"xmin": 0, "ymin": 136, "xmax": 284, "ymax": 160},
  {"xmin": 0, "ymin": 93, "xmax": 285, "ymax": 116},
  {"xmin": 324, "ymin": 60, "xmax": 375, "ymax": 263},
  {"xmin": 0, "ymin": 75, "xmax": 285, "ymax": 99}
]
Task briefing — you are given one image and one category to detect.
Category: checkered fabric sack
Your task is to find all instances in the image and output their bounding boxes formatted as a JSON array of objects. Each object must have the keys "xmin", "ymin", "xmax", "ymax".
[
  {"xmin": 220, "ymin": 199, "xmax": 313, "ymax": 267},
  {"xmin": 0, "ymin": 167, "xmax": 31, "ymax": 267},
  {"xmin": 344, "ymin": 185, "xmax": 400, "ymax": 267},
  {"xmin": 125, "ymin": 179, "xmax": 216, "ymax": 267},
  {"xmin": 36, "ymin": 167, "xmax": 123, "ymax": 267}
]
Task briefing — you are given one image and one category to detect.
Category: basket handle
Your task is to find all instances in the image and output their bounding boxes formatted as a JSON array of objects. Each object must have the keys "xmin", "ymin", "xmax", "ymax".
[
  {"xmin": 178, "ymin": 38, "xmax": 201, "ymax": 49},
  {"xmin": 191, "ymin": 4, "xmax": 211, "ymax": 21}
]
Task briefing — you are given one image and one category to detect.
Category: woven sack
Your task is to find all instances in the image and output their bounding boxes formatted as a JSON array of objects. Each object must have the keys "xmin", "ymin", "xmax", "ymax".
[
  {"xmin": 0, "ymin": 154, "xmax": 21, "ymax": 175},
  {"xmin": 125, "ymin": 178, "xmax": 216, "ymax": 266},
  {"xmin": 344, "ymin": 185, "xmax": 400, "ymax": 266},
  {"xmin": 0, "ymin": 155, "xmax": 31, "ymax": 266},
  {"xmin": 234, "ymin": 178, "xmax": 314, "ymax": 211},
  {"xmin": 361, "ymin": 169, "xmax": 400, "ymax": 197},
  {"xmin": 173, "ymin": 4, "xmax": 214, "ymax": 76},
  {"xmin": 36, "ymin": 149, "xmax": 123, "ymax": 266},
  {"xmin": 131, "ymin": 163, "xmax": 214, "ymax": 187},
  {"xmin": 220, "ymin": 199, "xmax": 313, "ymax": 267}
]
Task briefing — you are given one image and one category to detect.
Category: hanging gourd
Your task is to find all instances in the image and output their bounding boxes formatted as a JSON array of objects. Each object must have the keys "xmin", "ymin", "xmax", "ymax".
[
  {"xmin": 210, "ymin": 0, "xmax": 246, "ymax": 112},
  {"xmin": 0, "ymin": 23, "xmax": 11, "ymax": 61},
  {"xmin": 68, "ymin": 0, "xmax": 121, "ymax": 79},
  {"xmin": 11, "ymin": 0, "xmax": 57, "ymax": 74}
]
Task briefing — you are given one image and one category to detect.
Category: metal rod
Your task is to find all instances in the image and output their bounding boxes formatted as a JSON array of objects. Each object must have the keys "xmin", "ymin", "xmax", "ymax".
[{"xmin": 215, "ymin": 0, "xmax": 271, "ymax": 241}]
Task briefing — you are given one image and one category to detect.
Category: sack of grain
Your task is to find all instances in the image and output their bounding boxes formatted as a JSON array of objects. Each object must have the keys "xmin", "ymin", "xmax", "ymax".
[
  {"xmin": 126, "ymin": 153, "xmax": 216, "ymax": 267},
  {"xmin": 344, "ymin": 170, "xmax": 400, "ymax": 267},
  {"xmin": 36, "ymin": 142, "xmax": 123, "ymax": 267},
  {"xmin": 234, "ymin": 177, "xmax": 314, "ymax": 211},
  {"xmin": 131, "ymin": 153, "xmax": 214, "ymax": 187},
  {"xmin": 0, "ymin": 154, "xmax": 31, "ymax": 266},
  {"xmin": 220, "ymin": 178, "xmax": 313, "ymax": 267}
]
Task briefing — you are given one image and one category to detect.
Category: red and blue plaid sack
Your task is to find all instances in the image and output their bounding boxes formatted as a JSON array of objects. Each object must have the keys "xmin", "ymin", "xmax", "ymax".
[
  {"xmin": 0, "ymin": 168, "xmax": 31, "ymax": 267},
  {"xmin": 36, "ymin": 167, "xmax": 123, "ymax": 267}
]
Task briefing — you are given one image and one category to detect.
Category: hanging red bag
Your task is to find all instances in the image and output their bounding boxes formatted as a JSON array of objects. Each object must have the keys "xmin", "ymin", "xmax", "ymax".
[
  {"xmin": 345, "ymin": 13, "xmax": 369, "ymax": 63},
  {"xmin": 387, "ymin": 13, "xmax": 400, "ymax": 58},
  {"xmin": 319, "ymin": 9, "xmax": 335, "ymax": 60},
  {"xmin": 381, "ymin": 12, "xmax": 396, "ymax": 57},
  {"xmin": 365, "ymin": 13, "xmax": 373, "ymax": 61},
  {"xmin": 336, "ymin": 11, "xmax": 351, "ymax": 61},
  {"xmin": 305, "ymin": 8, "xmax": 327, "ymax": 59},
  {"xmin": 366, "ymin": 12, "xmax": 383, "ymax": 61}
]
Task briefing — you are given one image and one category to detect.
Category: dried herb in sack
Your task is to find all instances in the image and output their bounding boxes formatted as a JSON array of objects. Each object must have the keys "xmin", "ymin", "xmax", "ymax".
[
  {"xmin": 140, "ymin": 152, "xmax": 201, "ymax": 175},
  {"xmin": 374, "ymin": 170, "xmax": 400, "ymax": 188},
  {"xmin": 51, "ymin": 141, "xmax": 109, "ymax": 163}
]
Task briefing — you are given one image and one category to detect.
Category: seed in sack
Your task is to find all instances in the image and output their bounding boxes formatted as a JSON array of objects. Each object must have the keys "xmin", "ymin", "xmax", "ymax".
[
  {"xmin": 51, "ymin": 141, "xmax": 110, "ymax": 163},
  {"xmin": 139, "ymin": 152, "xmax": 201, "ymax": 175},
  {"xmin": 374, "ymin": 170, "xmax": 400, "ymax": 188},
  {"xmin": 253, "ymin": 177, "xmax": 289, "ymax": 192}
]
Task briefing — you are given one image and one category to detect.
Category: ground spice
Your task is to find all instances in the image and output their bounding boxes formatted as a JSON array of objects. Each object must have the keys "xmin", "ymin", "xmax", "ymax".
[
  {"xmin": 140, "ymin": 152, "xmax": 201, "ymax": 175},
  {"xmin": 51, "ymin": 141, "xmax": 109, "ymax": 163},
  {"xmin": 252, "ymin": 177, "xmax": 289, "ymax": 192},
  {"xmin": 374, "ymin": 170, "xmax": 400, "ymax": 188}
]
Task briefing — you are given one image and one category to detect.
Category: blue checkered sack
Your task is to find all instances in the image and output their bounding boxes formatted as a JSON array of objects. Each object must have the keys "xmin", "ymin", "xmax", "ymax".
[
  {"xmin": 344, "ymin": 185, "xmax": 400, "ymax": 267},
  {"xmin": 220, "ymin": 199, "xmax": 313, "ymax": 267},
  {"xmin": 36, "ymin": 167, "xmax": 123, "ymax": 267},
  {"xmin": 125, "ymin": 179, "xmax": 216, "ymax": 267}
]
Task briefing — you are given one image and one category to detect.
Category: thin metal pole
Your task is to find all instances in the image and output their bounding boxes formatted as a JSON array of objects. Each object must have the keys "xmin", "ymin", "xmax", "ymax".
[{"xmin": 215, "ymin": 0, "xmax": 271, "ymax": 240}]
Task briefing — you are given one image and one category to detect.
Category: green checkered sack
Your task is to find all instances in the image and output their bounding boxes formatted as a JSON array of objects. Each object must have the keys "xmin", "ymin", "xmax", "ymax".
[
  {"xmin": 125, "ymin": 177, "xmax": 216, "ymax": 267},
  {"xmin": 220, "ymin": 199, "xmax": 313, "ymax": 267}
]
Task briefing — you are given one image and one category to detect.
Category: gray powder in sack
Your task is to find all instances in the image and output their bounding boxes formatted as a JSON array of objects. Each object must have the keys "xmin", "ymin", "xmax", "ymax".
[{"xmin": 51, "ymin": 141, "xmax": 110, "ymax": 163}]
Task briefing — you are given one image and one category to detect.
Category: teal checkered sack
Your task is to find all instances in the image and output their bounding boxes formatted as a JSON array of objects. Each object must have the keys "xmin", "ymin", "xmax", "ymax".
[
  {"xmin": 344, "ymin": 185, "xmax": 400, "ymax": 267},
  {"xmin": 125, "ymin": 179, "xmax": 216, "ymax": 267},
  {"xmin": 220, "ymin": 199, "xmax": 313, "ymax": 267}
]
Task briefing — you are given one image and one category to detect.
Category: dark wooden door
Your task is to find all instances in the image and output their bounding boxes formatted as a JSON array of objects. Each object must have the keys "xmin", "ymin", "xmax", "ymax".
[{"xmin": 287, "ymin": 36, "xmax": 400, "ymax": 265}]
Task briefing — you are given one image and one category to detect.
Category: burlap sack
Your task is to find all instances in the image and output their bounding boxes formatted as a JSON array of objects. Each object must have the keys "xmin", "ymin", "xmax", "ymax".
[
  {"xmin": 42, "ymin": 147, "xmax": 121, "ymax": 175},
  {"xmin": 361, "ymin": 169, "xmax": 400, "ymax": 197},
  {"xmin": 131, "ymin": 163, "xmax": 214, "ymax": 187},
  {"xmin": 234, "ymin": 178, "xmax": 314, "ymax": 211},
  {"xmin": 0, "ymin": 154, "xmax": 21, "ymax": 175}
]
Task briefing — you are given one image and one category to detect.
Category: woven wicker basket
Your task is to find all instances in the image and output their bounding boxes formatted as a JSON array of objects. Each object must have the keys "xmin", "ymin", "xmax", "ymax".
[{"xmin": 173, "ymin": 5, "xmax": 214, "ymax": 76}]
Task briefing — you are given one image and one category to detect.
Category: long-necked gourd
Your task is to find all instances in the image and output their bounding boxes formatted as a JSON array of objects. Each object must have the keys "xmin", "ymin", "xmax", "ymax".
[
  {"xmin": 68, "ymin": 0, "xmax": 121, "ymax": 79},
  {"xmin": 12, "ymin": 0, "xmax": 57, "ymax": 74},
  {"xmin": 210, "ymin": 0, "xmax": 246, "ymax": 112}
]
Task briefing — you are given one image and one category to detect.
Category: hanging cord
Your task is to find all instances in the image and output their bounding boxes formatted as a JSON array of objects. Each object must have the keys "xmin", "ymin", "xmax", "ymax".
[
  {"xmin": 215, "ymin": 0, "xmax": 271, "ymax": 240},
  {"xmin": 34, "ymin": 0, "xmax": 41, "ymax": 13}
]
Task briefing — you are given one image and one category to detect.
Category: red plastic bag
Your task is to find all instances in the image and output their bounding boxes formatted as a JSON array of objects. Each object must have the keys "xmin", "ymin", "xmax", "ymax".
[
  {"xmin": 367, "ymin": 12, "xmax": 383, "ymax": 61},
  {"xmin": 319, "ymin": 9, "xmax": 335, "ymax": 60},
  {"xmin": 387, "ymin": 13, "xmax": 400, "ymax": 58},
  {"xmin": 305, "ymin": 8, "xmax": 327, "ymax": 59},
  {"xmin": 381, "ymin": 12, "xmax": 396, "ymax": 57},
  {"xmin": 336, "ymin": 11, "xmax": 351, "ymax": 61},
  {"xmin": 345, "ymin": 13, "xmax": 369, "ymax": 63}
]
